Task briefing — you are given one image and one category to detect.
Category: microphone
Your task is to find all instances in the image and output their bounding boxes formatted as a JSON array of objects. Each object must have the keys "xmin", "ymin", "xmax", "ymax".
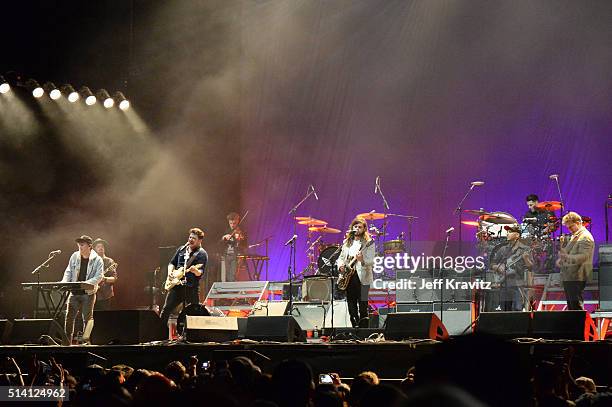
[
  {"xmin": 374, "ymin": 176, "xmax": 380, "ymax": 194},
  {"xmin": 549, "ymin": 174, "xmax": 559, "ymax": 180},
  {"xmin": 445, "ymin": 227, "xmax": 455, "ymax": 234},
  {"xmin": 471, "ymin": 181, "xmax": 485, "ymax": 187},
  {"xmin": 49, "ymin": 250, "xmax": 61, "ymax": 256},
  {"xmin": 284, "ymin": 235, "xmax": 297, "ymax": 246},
  {"xmin": 310, "ymin": 185, "xmax": 319, "ymax": 200}
]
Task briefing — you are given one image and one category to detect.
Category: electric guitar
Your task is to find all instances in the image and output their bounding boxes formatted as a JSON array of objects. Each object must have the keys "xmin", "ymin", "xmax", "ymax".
[
  {"xmin": 98, "ymin": 261, "xmax": 118, "ymax": 287},
  {"xmin": 337, "ymin": 239, "xmax": 375, "ymax": 291},
  {"xmin": 164, "ymin": 263, "xmax": 203, "ymax": 291}
]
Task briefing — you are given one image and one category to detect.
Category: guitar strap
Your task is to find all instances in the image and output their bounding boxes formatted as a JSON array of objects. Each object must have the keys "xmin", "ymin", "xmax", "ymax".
[{"xmin": 185, "ymin": 247, "xmax": 203, "ymax": 269}]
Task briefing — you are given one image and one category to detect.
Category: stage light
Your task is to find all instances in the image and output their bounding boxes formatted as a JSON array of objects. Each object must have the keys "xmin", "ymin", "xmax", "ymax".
[
  {"xmin": 61, "ymin": 84, "xmax": 79, "ymax": 102},
  {"xmin": 0, "ymin": 75, "xmax": 10, "ymax": 94},
  {"xmin": 79, "ymin": 86, "xmax": 96, "ymax": 105},
  {"xmin": 96, "ymin": 89, "xmax": 114, "ymax": 108},
  {"xmin": 43, "ymin": 82, "xmax": 61, "ymax": 100},
  {"xmin": 113, "ymin": 91, "xmax": 130, "ymax": 110},
  {"xmin": 26, "ymin": 79, "xmax": 44, "ymax": 98}
]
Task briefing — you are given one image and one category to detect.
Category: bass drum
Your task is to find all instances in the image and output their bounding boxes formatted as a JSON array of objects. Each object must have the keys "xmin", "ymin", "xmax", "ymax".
[
  {"xmin": 478, "ymin": 211, "xmax": 519, "ymax": 241},
  {"xmin": 317, "ymin": 245, "xmax": 340, "ymax": 276}
]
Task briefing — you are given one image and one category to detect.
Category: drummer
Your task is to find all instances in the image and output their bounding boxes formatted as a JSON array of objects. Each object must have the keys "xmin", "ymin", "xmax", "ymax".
[{"xmin": 524, "ymin": 194, "xmax": 555, "ymax": 234}]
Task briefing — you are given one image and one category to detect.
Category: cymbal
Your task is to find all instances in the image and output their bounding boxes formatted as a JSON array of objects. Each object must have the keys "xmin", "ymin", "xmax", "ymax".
[
  {"xmin": 461, "ymin": 220, "xmax": 480, "ymax": 227},
  {"xmin": 295, "ymin": 216, "xmax": 327, "ymax": 225},
  {"xmin": 479, "ymin": 214, "xmax": 517, "ymax": 224},
  {"xmin": 463, "ymin": 209, "xmax": 490, "ymax": 215},
  {"xmin": 298, "ymin": 219, "xmax": 327, "ymax": 226},
  {"xmin": 308, "ymin": 226, "xmax": 341, "ymax": 234},
  {"xmin": 357, "ymin": 212, "xmax": 387, "ymax": 220},
  {"xmin": 535, "ymin": 201, "xmax": 563, "ymax": 211}
]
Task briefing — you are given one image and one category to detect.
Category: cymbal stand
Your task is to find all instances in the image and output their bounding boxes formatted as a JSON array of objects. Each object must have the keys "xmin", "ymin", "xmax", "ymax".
[
  {"xmin": 388, "ymin": 214, "xmax": 419, "ymax": 256},
  {"xmin": 454, "ymin": 182, "xmax": 483, "ymax": 255}
]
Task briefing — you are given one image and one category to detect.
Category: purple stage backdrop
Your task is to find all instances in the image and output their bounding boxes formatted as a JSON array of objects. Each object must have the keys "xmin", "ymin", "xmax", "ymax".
[{"xmin": 238, "ymin": 1, "xmax": 612, "ymax": 281}]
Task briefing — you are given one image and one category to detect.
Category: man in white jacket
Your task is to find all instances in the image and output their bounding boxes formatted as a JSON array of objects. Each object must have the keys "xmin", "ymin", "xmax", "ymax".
[{"xmin": 61, "ymin": 235, "xmax": 104, "ymax": 345}]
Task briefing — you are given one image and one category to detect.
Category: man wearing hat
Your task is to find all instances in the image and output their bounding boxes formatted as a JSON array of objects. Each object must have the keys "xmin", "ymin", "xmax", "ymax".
[
  {"xmin": 61, "ymin": 235, "xmax": 105, "ymax": 344},
  {"xmin": 92, "ymin": 238, "xmax": 118, "ymax": 311},
  {"xmin": 489, "ymin": 225, "xmax": 534, "ymax": 311}
]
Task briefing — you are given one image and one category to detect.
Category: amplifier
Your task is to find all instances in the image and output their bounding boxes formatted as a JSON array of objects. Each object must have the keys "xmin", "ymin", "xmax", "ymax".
[{"xmin": 396, "ymin": 302, "xmax": 473, "ymax": 336}]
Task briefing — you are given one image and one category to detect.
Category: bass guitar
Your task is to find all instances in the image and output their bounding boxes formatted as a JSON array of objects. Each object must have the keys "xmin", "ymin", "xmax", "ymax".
[
  {"xmin": 337, "ymin": 239, "xmax": 375, "ymax": 291},
  {"xmin": 164, "ymin": 263, "xmax": 203, "ymax": 291}
]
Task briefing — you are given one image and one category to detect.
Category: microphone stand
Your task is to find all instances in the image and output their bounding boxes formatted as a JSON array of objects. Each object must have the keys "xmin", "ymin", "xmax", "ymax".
[
  {"xmin": 551, "ymin": 176, "xmax": 565, "ymax": 215},
  {"xmin": 322, "ymin": 244, "xmax": 344, "ymax": 341},
  {"xmin": 375, "ymin": 179, "xmax": 390, "ymax": 248},
  {"xmin": 454, "ymin": 183, "xmax": 478, "ymax": 256},
  {"xmin": 31, "ymin": 252, "xmax": 60, "ymax": 318},
  {"xmin": 439, "ymin": 229, "xmax": 453, "ymax": 327},
  {"xmin": 606, "ymin": 195, "xmax": 612, "ymax": 243},
  {"xmin": 287, "ymin": 187, "xmax": 317, "ymax": 315}
]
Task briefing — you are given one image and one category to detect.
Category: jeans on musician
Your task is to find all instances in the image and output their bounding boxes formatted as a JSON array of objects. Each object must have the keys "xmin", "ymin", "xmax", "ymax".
[
  {"xmin": 65, "ymin": 293, "xmax": 96, "ymax": 344},
  {"xmin": 160, "ymin": 286, "xmax": 200, "ymax": 326},
  {"xmin": 563, "ymin": 281, "xmax": 586, "ymax": 310},
  {"xmin": 346, "ymin": 274, "xmax": 369, "ymax": 328},
  {"xmin": 224, "ymin": 253, "xmax": 237, "ymax": 282}
]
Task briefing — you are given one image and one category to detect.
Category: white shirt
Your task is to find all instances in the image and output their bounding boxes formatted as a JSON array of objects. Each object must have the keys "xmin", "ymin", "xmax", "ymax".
[{"xmin": 336, "ymin": 238, "xmax": 376, "ymax": 285}]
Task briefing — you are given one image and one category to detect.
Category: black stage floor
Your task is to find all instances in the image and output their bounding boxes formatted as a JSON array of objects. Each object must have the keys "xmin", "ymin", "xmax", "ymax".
[{"xmin": 1, "ymin": 340, "xmax": 611, "ymax": 385}]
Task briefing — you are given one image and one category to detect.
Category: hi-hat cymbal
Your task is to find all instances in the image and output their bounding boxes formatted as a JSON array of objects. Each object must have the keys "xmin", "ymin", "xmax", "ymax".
[
  {"xmin": 357, "ymin": 212, "xmax": 387, "ymax": 220},
  {"xmin": 308, "ymin": 226, "xmax": 341, "ymax": 234},
  {"xmin": 461, "ymin": 220, "xmax": 480, "ymax": 227},
  {"xmin": 463, "ymin": 209, "xmax": 491, "ymax": 215},
  {"xmin": 479, "ymin": 214, "xmax": 517, "ymax": 224},
  {"xmin": 535, "ymin": 201, "xmax": 563, "ymax": 211}
]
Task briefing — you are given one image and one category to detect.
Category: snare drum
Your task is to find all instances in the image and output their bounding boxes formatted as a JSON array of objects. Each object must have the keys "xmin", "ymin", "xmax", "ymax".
[{"xmin": 384, "ymin": 239, "xmax": 405, "ymax": 254}]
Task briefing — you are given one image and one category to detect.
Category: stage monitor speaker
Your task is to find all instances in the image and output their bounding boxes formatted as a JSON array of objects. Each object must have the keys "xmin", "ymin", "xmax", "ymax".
[
  {"xmin": 251, "ymin": 300, "xmax": 290, "ymax": 316},
  {"xmin": 7, "ymin": 319, "xmax": 67, "ymax": 345},
  {"xmin": 599, "ymin": 263, "xmax": 612, "ymax": 311},
  {"xmin": 476, "ymin": 312, "xmax": 531, "ymax": 338},
  {"xmin": 0, "ymin": 319, "xmax": 13, "ymax": 344},
  {"xmin": 91, "ymin": 310, "xmax": 166, "ymax": 345},
  {"xmin": 532, "ymin": 311, "xmax": 596, "ymax": 341},
  {"xmin": 384, "ymin": 313, "xmax": 448, "ymax": 341},
  {"xmin": 290, "ymin": 301, "xmax": 352, "ymax": 330},
  {"xmin": 185, "ymin": 316, "xmax": 246, "ymax": 342},
  {"xmin": 302, "ymin": 277, "xmax": 331, "ymax": 301},
  {"xmin": 246, "ymin": 315, "xmax": 305, "ymax": 342}
]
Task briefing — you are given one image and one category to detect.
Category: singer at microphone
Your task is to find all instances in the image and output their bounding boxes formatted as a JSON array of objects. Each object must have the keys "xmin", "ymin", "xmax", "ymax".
[{"xmin": 338, "ymin": 217, "xmax": 376, "ymax": 328}]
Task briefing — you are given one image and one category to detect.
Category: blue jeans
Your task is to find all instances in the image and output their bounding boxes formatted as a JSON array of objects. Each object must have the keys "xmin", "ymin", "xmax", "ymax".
[{"xmin": 65, "ymin": 293, "xmax": 96, "ymax": 344}]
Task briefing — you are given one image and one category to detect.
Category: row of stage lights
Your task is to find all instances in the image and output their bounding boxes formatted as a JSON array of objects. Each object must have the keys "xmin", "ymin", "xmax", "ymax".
[{"xmin": 0, "ymin": 74, "xmax": 130, "ymax": 111}]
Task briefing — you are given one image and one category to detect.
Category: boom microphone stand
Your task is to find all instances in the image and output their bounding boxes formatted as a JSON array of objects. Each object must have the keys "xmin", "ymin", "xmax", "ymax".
[
  {"xmin": 31, "ymin": 251, "xmax": 61, "ymax": 318},
  {"xmin": 549, "ymin": 174, "xmax": 565, "ymax": 214},
  {"xmin": 454, "ymin": 181, "xmax": 484, "ymax": 255},
  {"xmin": 287, "ymin": 185, "xmax": 318, "ymax": 314},
  {"xmin": 374, "ymin": 176, "xmax": 390, "ymax": 246}
]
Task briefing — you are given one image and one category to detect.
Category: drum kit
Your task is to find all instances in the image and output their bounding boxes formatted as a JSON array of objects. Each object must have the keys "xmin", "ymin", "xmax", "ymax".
[
  {"xmin": 294, "ymin": 211, "xmax": 418, "ymax": 277},
  {"xmin": 461, "ymin": 201, "xmax": 593, "ymax": 273}
]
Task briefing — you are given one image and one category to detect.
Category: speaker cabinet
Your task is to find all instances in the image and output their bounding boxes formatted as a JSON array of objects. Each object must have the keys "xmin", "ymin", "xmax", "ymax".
[
  {"xmin": 251, "ymin": 300, "xmax": 289, "ymax": 316},
  {"xmin": 477, "ymin": 311, "xmax": 595, "ymax": 341},
  {"xmin": 7, "ymin": 319, "xmax": 67, "ymax": 345},
  {"xmin": 246, "ymin": 315, "xmax": 305, "ymax": 342},
  {"xmin": 185, "ymin": 316, "xmax": 246, "ymax": 342},
  {"xmin": 384, "ymin": 313, "xmax": 448, "ymax": 341},
  {"xmin": 599, "ymin": 263, "xmax": 612, "ymax": 310},
  {"xmin": 302, "ymin": 277, "xmax": 332, "ymax": 301},
  {"xmin": 91, "ymin": 310, "xmax": 166, "ymax": 345}
]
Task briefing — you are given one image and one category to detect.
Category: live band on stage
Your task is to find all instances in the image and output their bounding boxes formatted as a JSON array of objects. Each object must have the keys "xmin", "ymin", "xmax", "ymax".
[{"xmin": 22, "ymin": 175, "xmax": 600, "ymax": 345}]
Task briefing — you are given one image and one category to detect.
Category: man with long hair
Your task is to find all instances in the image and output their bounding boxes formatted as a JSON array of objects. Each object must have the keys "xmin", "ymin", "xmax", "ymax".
[{"xmin": 337, "ymin": 217, "xmax": 375, "ymax": 328}]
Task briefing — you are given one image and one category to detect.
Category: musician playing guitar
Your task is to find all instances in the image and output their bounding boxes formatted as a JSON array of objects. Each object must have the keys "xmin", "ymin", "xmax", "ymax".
[
  {"xmin": 160, "ymin": 228, "xmax": 208, "ymax": 326},
  {"xmin": 489, "ymin": 225, "xmax": 533, "ymax": 311},
  {"xmin": 336, "ymin": 217, "xmax": 375, "ymax": 328}
]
